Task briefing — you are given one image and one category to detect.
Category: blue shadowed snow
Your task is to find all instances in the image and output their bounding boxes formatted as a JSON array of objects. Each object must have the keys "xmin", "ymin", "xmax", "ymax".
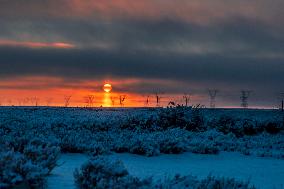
[
  {"xmin": 113, "ymin": 152, "xmax": 284, "ymax": 189},
  {"xmin": 47, "ymin": 153, "xmax": 88, "ymax": 189},
  {"xmin": 47, "ymin": 152, "xmax": 284, "ymax": 189}
]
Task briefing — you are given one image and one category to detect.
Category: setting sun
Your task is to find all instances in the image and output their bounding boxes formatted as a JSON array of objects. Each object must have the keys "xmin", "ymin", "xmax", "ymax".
[{"xmin": 103, "ymin": 83, "xmax": 112, "ymax": 93}]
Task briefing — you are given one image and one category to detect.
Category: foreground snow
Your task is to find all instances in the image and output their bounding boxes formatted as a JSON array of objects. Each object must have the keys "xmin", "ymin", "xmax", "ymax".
[
  {"xmin": 47, "ymin": 152, "xmax": 284, "ymax": 189},
  {"xmin": 114, "ymin": 152, "xmax": 284, "ymax": 189},
  {"xmin": 47, "ymin": 154, "xmax": 88, "ymax": 189}
]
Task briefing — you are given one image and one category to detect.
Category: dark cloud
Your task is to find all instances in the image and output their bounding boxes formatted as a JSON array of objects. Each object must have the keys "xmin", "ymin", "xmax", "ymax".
[
  {"xmin": 0, "ymin": 0, "xmax": 283, "ymax": 107},
  {"xmin": 0, "ymin": 46, "xmax": 283, "ymax": 92},
  {"xmin": 1, "ymin": 17, "xmax": 283, "ymax": 55}
]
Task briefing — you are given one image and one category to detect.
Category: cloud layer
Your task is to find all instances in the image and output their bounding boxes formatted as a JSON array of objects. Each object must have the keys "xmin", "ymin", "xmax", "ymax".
[{"xmin": 0, "ymin": 0, "xmax": 283, "ymax": 107}]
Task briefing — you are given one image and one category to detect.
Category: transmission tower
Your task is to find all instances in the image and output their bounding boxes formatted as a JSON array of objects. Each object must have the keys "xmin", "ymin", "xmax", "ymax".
[
  {"xmin": 240, "ymin": 90, "xmax": 251, "ymax": 109},
  {"xmin": 208, "ymin": 89, "xmax": 218, "ymax": 108}
]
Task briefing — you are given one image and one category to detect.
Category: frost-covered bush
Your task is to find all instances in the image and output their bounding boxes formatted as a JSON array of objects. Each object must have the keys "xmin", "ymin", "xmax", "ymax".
[
  {"xmin": 159, "ymin": 139, "xmax": 186, "ymax": 154},
  {"xmin": 89, "ymin": 142, "xmax": 111, "ymax": 156},
  {"xmin": 74, "ymin": 156, "xmax": 152, "ymax": 189},
  {"xmin": 210, "ymin": 113, "xmax": 284, "ymax": 137},
  {"xmin": 111, "ymin": 132, "xmax": 157, "ymax": 156},
  {"xmin": 120, "ymin": 115, "xmax": 158, "ymax": 131},
  {"xmin": 74, "ymin": 157, "xmax": 255, "ymax": 189},
  {"xmin": 263, "ymin": 121, "xmax": 283, "ymax": 134},
  {"xmin": 23, "ymin": 138, "xmax": 60, "ymax": 173},
  {"xmin": 211, "ymin": 115, "xmax": 237, "ymax": 135},
  {"xmin": 156, "ymin": 128, "xmax": 188, "ymax": 154},
  {"xmin": 2, "ymin": 136, "xmax": 60, "ymax": 174},
  {"xmin": 112, "ymin": 129, "xmax": 188, "ymax": 156},
  {"xmin": 157, "ymin": 106, "xmax": 190, "ymax": 130},
  {"xmin": 158, "ymin": 174, "xmax": 255, "ymax": 189},
  {"xmin": 0, "ymin": 137, "xmax": 60, "ymax": 188},
  {"xmin": 0, "ymin": 150, "xmax": 48, "ymax": 188},
  {"xmin": 129, "ymin": 138, "xmax": 160, "ymax": 157},
  {"xmin": 156, "ymin": 105, "xmax": 206, "ymax": 131},
  {"xmin": 1, "ymin": 107, "xmax": 283, "ymax": 159},
  {"xmin": 186, "ymin": 105, "xmax": 206, "ymax": 132},
  {"xmin": 189, "ymin": 141, "xmax": 219, "ymax": 154}
]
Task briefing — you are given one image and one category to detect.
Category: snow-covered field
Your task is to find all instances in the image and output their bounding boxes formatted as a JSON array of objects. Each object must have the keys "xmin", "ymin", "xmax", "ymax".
[
  {"xmin": 1, "ymin": 107, "xmax": 284, "ymax": 188},
  {"xmin": 47, "ymin": 153, "xmax": 88, "ymax": 189},
  {"xmin": 115, "ymin": 152, "xmax": 284, "ymax": 189},
  {"xmin": 47, "ymin": 152, "xmax": 284, "ymax": 189}
]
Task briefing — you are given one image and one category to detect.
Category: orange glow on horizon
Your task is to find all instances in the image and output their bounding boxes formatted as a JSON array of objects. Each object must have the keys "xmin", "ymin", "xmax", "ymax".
[{"xmin": 0, "ymin": 76, "xmax": 211, "ymax": 108}]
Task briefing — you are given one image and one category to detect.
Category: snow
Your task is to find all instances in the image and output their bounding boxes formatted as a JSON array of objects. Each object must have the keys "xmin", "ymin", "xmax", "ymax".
[
  {"xmin": 47, "ymin": 152, "xmax": 284, "ymax": 189},
  {"xmin": 46, "ymin": 154, "xmax": 88, "ymax": 189}
]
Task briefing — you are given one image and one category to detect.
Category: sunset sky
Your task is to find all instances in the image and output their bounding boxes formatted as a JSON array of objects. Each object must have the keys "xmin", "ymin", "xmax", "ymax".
[{"xmin": 0, "ymin": 0, "xmax": 283, "ymax": 108}]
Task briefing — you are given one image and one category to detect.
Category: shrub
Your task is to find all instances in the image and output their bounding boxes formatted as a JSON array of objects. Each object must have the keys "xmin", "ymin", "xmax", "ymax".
[
  {"xmin": 157, "ymin": 106, "xmax": 190, "ymax": 130},
  {"xmin": 158, "ymin": 174, "xmax": 255, "ymax": 189},
  {"xmin": 90, "ymin": 142, "xmax": 110, "ymax": 156},
  {"xmin": 241, "ymin": 119, "xmax": 258, "ymax": 136},
  {"xmin": 23, "ymin": 139, "xmax": 60, "ymax": 173},
  {"xmin": 120, "ymin": 115, "xmax": 158, "ymax": 131},
  {"xmin": 198, "ymin": 176, "xmax": 254, "ymax": 189},
  {"xmin": 213, "ymin": 116, "xmax": 260, "ymax": 137},
  {"xmin": 0, "ymin": 150, "xmax": 48, "ymax": 188},
  {"xmin": 186, "ymin": 105, "xmax": 206, "ymax": 131},
  {"xmin": 159, "ymin": 139, "xmax": 186, "ymax": 154},
  {"xmin": 75, "ymin": 157, "xmax": 255, "ymax": 189},
  {"xmin": 264, "ymin": 122, "xmax": 283, "ymax": 134},
  {"xmin": 129, "ymin": 138, "xmax": 160, "ymax": 157},
  {"xmin": 74, "ymin": 157, "xmax": 152, "ymax": 189},
  {"xmin": 214, "ymin": 115, "xmax": 236, "ymax": 135},
  {"xmin": 188, "ymin": 141, "xmax": 219, "ymax": 155},
  {"xmin": 0, "ymin": 137, "xmax": 60, "ymax": 188}
]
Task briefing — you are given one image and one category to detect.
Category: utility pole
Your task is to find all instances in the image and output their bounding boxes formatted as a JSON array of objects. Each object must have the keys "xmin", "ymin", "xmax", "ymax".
[
  {"xmin": 280, "ymin": 92, "xmax": 284, "ymax": 112},
  {"xmin": 155, "ymin": 92, "xmax": 162, "ymax": 107},
  {"xmin": 208, "ymin": 89, "xmax": 218, "ymax": 108},
  {"xmin": 240, "ymin": 90, "xmax": 251, "ymax": 109},
  {"xmin": 144, "ymin": 95, "xmax": 150, "ymax": 107}
]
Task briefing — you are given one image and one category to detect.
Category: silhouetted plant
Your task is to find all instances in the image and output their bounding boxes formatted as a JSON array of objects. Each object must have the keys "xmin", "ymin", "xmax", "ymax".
[{"xmin": 185, "ymin": 104, "xmax": 206, "ymax": 131}]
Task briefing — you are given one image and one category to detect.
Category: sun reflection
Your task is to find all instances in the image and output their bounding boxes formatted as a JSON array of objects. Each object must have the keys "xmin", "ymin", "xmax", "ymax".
[{"xmin": 102, "ymin": 93, "xmax": 112, "ymax": 107}]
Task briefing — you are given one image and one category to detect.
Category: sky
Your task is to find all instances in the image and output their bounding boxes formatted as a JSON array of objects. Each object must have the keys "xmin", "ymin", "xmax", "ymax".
[{"xmin": 0, "ymin": 0, "xmax": 283, "ymax": 108}]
